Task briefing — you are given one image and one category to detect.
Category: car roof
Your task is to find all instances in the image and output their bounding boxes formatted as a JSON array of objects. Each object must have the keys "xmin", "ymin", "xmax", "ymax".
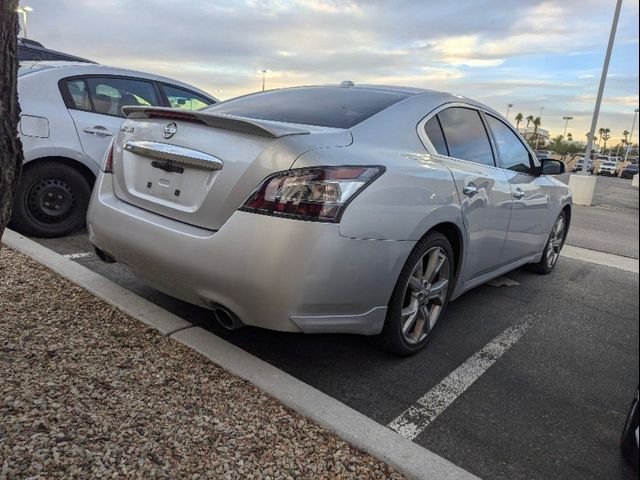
[
  {"xmin": 18, "ymin": 38, "xmax": 95, "ymax": 63},
  {"xmin": 262, "ymin": 83, "xmax": 503, "ymax": 118},
  {"xmin": 17, "ymin": 62, "xmax": 216, "ymax": 101},
  {"xmin": 345, "ymin": 84, "xmax": 503, "ymax": 117}
]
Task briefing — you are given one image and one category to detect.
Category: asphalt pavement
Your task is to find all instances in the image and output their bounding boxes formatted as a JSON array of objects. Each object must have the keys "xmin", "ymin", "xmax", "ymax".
[{"xmin": 24, "ymin": 174, "xmax": 640, "ymax": 479}]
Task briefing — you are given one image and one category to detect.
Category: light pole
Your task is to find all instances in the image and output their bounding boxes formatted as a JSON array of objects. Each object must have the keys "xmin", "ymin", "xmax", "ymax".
[
  {"xmin": 534, "ymin": 106, "xmax": 544, "ymax": 151},
  {"xmin": 562, "ymin": 116, "xmax": 573, "ymax": 138},
  {"xmin": 16, "ymin": 5, "xmax": 33, "ymax": 38},
  {"xmin": 505, "ymin": 103, "xmax": 513, "ymax": 120},
  {"xmin": 260, "ymin": 69, "xmax": 268, "ymax": 92},
  {"xmin": 624, "ymin": 108, "xmax": 639, "ymax": 163},
  {"xmin": 580, "ymin": 0, "xmax": 623, "ymax": 174}
]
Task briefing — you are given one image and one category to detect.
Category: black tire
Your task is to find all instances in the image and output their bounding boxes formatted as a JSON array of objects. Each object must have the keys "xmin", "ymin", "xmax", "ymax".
[
  {"xmin": 527, "ymin": 210, "xmax": 567, "ymax": 275},
  {"xmin": 10, "ymin": 161, "xmax": 92, "ymax": 238},
  {"xmin": 621, "ymin": 389, "xmax": 639, "ymax": 467},
  {"xmin": 378, "ymin": 231, "xmax": 455, "ymax": 356}
]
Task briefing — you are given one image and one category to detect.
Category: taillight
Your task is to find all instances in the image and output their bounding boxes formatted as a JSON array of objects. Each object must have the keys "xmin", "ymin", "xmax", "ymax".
[
  {"xmin": 241, "ymin": 166, "xmax": 384, "ymax": 222},
  {"xmin": 103, "ymin": 140, "xmax": 114, "ymax": 173}
]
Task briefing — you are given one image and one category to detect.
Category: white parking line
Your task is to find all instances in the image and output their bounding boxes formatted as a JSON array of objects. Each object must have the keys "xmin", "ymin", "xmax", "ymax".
[
  {"xmin": 62, "ymin": 251, "xmax": 94, "ymax": 260},
  {"xmin": 388, "ymin": 320, "xmax": 531, "ymax": 441},
  {"xmin": 561, "ymin": 245, "xmax": 639, "ymax": 273}
]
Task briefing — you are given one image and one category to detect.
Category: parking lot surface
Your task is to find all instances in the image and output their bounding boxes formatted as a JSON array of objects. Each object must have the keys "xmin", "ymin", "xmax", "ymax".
[{"xmin": 28, "ymin": 175, "xmax": 640, "ymax": 479}]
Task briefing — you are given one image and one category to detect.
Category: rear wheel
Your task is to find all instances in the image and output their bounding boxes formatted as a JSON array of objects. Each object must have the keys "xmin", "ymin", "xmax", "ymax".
[
  {"xmin": 379, "ymin": 232, "xmax": 454, "ymax": 356},
  {"xmin": 620, "ymin": 388, "xmax": 639, "ymax": 467},
  {"xmin": 527, "ymin": 211, "xmax": 567, "ymax": 275},
  {"xmin": 10, "ymin": 161, "xmax": 91, "ymax": 238}
]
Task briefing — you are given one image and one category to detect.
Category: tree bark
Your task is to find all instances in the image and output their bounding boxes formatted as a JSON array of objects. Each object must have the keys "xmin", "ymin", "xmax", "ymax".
[{"xmin": 0, "ymin": 0, "xmax": 23, "ymax": 245}]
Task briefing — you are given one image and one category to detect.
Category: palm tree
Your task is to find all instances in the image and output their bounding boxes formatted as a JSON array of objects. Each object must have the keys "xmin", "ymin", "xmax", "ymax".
[
  {"xmin": 525, "ymin": 115, "xmax": 534, "ymax": 138},
  {"xmin": 567, "ymin": 133, "xmax": 573, "ymax": 142},
  {"xmin": 0, "ymin": 1, "xmax": 25, "ymax": 240},
  {"xmin": 515, "ymin": 113, "xmax": 523, "ymax": 130},
  {"xmin": 532, "ymin": 117, "xmax": 542, "ymax": 143},
  {"xmin": 525, "ymin": 115, "xmax": 534, "ymax": 129},
  {"xmin": 602, "ymin": 128, "xmax": 611, "ymax": 149},
  {"xmin": 597, "ymin": 127, "xmax": 606, "ymax": 150},
  {"xmin": 623, "ymin": 129, "xmax": 630, "ymax": 146}
]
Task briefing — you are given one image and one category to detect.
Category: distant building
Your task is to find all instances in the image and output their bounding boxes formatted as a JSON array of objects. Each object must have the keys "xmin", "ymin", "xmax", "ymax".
[{"xmin": 518, "ymin": 127, "xmax": 550, "ymax": 143}]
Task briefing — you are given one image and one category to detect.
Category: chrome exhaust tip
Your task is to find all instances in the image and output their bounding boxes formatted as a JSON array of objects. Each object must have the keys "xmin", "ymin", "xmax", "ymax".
[{"xmin": 212, "ymin": 306, "xmax": 243, "ymax": 330}]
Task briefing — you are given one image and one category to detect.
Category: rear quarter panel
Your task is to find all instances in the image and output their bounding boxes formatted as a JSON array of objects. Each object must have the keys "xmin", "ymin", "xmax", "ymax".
[
  {"xmin": 18, "ymin": 69, "xmax": 96, "ymax": 171},
  {"xmin": 292, "ymin": 144, "xmax": 464, "ymax": 242}
]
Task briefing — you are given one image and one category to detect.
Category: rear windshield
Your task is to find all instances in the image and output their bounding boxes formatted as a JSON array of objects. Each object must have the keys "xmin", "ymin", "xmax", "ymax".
[{"xmin": 204, "ymin": 87, "xmax": 411, "ymax": 129}]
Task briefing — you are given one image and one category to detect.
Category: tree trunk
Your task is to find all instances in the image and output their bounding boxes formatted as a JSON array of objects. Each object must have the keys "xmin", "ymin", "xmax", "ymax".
[{"xmin": 0, "ymin": 0, "xmax": 23, "ymax": 245}]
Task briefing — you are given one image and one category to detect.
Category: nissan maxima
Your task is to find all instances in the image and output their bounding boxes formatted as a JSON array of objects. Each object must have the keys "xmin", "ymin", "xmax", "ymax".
[{"xmin": 87, "ymin": 84, "xmax": 571, "ymax": 355}]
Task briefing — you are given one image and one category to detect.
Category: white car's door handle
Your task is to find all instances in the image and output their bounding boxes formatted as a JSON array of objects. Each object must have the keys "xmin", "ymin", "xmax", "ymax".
[
  {"xmin": 462, "ymin": 183, "xmax": 479, "ymax": 197},
  {"xmin": 513, "ymin": 188, "xmax": 526, "ymax": 199},
  {"xmin": 83, "ymin": 126, "xmax": 113, "ymax": 137}
]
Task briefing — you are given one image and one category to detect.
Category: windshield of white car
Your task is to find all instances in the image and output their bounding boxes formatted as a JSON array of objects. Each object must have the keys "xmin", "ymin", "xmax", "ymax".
[
  {"xmin": 204, "ymin": 87, "xmax": 412, "ymax": 128},
  {"xmin": 603, "ymin": 162, "xmax": 617, "ymax": 167}
]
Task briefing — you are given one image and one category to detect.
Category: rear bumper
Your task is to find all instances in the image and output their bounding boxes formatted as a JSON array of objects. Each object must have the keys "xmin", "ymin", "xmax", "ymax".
[{"xmin": 87, "ymin": 174, "xmax": 413, "ymax": 335}]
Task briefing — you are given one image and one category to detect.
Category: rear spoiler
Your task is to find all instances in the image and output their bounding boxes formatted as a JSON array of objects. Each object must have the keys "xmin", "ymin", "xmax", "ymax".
[{"xmin": 122, "ymin": 106, "xmax": 310, "ymax": 139}]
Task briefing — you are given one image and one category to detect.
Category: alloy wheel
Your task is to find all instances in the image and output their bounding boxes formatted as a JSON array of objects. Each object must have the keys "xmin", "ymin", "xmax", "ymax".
[
  {"xmin": 400, "ymin": 246, "xmax": 450, "ymax": 345},
  {"xmin": 546, "ymin": 215, "xmax": 565, "ymax": 269}
]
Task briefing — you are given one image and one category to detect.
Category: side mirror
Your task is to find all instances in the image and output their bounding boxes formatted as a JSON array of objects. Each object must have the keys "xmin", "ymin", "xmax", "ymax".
[{"xmin": 541, "ymin": 159, "xmax": 565, "ymax": 175}]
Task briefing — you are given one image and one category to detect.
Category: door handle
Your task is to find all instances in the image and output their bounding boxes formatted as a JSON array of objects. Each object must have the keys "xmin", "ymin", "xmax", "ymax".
[
  {"xmin": 83, "ymin": 126, "xmax": 113, "ymax": 137},
  {"xmin": 513, "ymin": 188, "xmax": 526, "ymax": 199},
  {"xmin": 462, "ymin": 183, "xmax": 479, "ymax": 197}
]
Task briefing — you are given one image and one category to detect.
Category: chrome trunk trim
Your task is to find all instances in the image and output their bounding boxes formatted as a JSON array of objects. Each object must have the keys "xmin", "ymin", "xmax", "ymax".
[{"xmin": 123, "ymin": 141, "xmax": 223, "ymax": 171}]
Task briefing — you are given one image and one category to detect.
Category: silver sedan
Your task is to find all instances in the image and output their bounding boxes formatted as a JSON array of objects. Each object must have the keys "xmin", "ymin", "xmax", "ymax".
[{"xmin": 87, "ymin": 84, "xmax": 571, "ymax": 355}]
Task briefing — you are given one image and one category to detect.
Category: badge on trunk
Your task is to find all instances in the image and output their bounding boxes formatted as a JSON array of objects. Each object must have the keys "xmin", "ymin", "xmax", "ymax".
[{"xmin": 162, "ymin": 122, "xmax": 177, "ymax": 139}]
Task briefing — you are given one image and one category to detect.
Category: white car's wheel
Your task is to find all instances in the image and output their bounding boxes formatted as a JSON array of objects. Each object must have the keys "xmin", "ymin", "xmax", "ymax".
[{"xmin": 10, "ymin": 161, "xmax": 91, "ymax": 238}]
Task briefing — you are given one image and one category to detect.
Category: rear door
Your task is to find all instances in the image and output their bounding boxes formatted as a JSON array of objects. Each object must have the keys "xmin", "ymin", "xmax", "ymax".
[
  {"xmin": 484, "ymin": 114, "xmax": 555, "ymax": 263},
  {"xmin": 61, "ymin": 76, "xmax": 162, "ymax": 166},
  {"xmin": 424, "ymin": 107, "xmax": 512, "ymax": 282}
]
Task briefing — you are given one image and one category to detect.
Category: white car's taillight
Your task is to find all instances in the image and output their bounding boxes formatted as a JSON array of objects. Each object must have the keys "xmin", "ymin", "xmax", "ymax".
[
  {"xmin": 103, "ymin": 140, "xmax": 115, "ymax": 173},
  {"xmin": 241, "ymin": 166, "xmax": 384, "ymax": 222}
]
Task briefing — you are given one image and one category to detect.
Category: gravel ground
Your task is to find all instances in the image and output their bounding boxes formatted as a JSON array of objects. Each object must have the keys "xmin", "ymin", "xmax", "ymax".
[{"xmin": 0, "ymin": 246, "xmax": 404, "ymax": 480}]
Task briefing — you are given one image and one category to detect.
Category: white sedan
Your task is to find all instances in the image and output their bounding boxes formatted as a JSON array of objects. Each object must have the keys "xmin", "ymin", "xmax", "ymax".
[{"xmin": 13, "ymin": 62, "xmax": 216, "ymax": 237}]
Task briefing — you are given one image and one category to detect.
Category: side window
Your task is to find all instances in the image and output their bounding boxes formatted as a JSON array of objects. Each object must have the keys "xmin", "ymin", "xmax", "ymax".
[
  {"xmin": 86, "ymin": 77, "xmax": 160, "ymax": 117},
  {"xmin": 486, "ymin": 115, "xmax": 533, "ymax": 174},
  {"xmin": 162, "ymin": 84, "xmax": 212, "ymax": 111},
  {"xmin": 437, "ymin": 107, "xmax": 495, "ymax": 167},
  {"xmin": 424, "ymin": 116, "xmax": 449, "ymax": 156},
  {"xmin": 64, "ymin": 79, "xmax": 91, "ymax": 111}
]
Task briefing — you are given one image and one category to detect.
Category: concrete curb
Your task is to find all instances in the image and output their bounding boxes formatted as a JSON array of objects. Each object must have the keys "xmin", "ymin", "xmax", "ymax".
[
  {"xmin": 173, "ymin": 327, "xmax": 478, "ymax": 480},
  {"xmin": 2, "ymin": 229, "xmax": 479, "ymax": 480},
  {"xmin": 2, "ymin": 230, "xmax": 191, "ymax": 336}
]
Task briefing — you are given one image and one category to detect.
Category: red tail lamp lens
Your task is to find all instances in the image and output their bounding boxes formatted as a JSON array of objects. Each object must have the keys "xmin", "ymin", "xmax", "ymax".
[
  {"xmin": 241, "ymin": 166, "xmax": 383, "ymax": 222},
  {"xmin": 103, "ymin": 141, "xmax": 114, "ymax": 173}
]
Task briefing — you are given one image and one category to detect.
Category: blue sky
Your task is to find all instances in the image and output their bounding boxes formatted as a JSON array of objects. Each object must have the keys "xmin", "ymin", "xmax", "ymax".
[{"xmin": 20, "ymin": 0, "xmax": 639, "ymax": 142}]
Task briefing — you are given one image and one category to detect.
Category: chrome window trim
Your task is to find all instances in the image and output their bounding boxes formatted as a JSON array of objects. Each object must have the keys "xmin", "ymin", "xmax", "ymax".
[
  {"xmin": 417, "ymin": 102, "xmax": 540, "ymax": 174},
  {"xmin": 123, "ymin": 140, "xmax": 224, "ymax": 170}
]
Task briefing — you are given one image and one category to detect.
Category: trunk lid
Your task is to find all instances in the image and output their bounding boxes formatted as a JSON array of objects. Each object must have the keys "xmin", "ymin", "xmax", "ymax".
[{"xmin": 111, "ymin": 107, "xmax": 351, "ymax": 230}]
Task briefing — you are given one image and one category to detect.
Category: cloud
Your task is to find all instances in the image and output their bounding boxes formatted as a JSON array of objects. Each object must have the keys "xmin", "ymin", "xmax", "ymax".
[{"xmin": 19, "ymin": 0, "xmax": 639, "ymax": 135}]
